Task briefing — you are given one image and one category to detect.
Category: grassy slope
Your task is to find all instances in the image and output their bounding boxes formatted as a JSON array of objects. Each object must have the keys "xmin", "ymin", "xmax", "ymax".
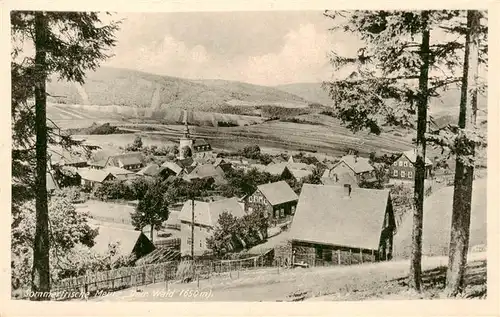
[
  {"xmin": 393, "ymin": 178, "xmax": 487, "ymax": 258},
  {"xmin": 275, "ymin": 82, "xmax": 333, "ymax": 106}
]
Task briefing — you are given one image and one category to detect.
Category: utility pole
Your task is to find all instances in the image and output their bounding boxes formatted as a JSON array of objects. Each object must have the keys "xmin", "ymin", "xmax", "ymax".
[{"xmin": 191, "ymin": 197, "xmax": 195, "ymax": 279}]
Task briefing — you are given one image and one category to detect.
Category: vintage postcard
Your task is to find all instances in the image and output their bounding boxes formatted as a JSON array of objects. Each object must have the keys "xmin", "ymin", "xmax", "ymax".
[{"xmin": 2, "ymin": 0, "xmax": 498, "ymax": 316}]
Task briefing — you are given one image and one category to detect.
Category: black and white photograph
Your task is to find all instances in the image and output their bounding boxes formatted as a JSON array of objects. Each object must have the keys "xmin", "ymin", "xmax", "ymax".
[{"xmin": 8, "ymin": 5, "xmax": 491, "ymax": 306}]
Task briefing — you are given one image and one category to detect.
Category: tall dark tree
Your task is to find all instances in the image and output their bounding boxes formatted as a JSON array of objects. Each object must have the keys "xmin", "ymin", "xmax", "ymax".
[
  {"xmin": 11, "ymin": 11, "xmax": 119, "ymax": 298},
  {"xmin": 445, "ymin": 10, "xmax": 484, "ymax": 296},
  {"xmin": 322, "ymin": 10, "xmax": 483, "ymax": 290},
  {"xmin": 131, "ymin": 180, "xmax": 170, "ymax": 242}
]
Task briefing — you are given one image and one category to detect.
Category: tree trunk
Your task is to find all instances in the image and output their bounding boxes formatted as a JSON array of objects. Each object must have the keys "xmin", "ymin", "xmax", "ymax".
[
  {"xmin": 31, "ymin": 12, "xmax": 50, "ymax": 299},
  {"xmin": 409, "ymin": 10, "xmax": 431, "ymax": 292},
  {"xmin": 445, "ymin": 10, "xmax": 480, "ymax": 296}
]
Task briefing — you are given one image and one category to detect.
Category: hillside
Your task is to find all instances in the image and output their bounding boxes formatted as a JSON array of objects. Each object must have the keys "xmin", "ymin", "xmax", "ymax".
[
  {"xmin": 275, "ymin": 82, "xmax": 333, "ymax": 106},
  {"xmin": 393, "ymin": 178, "xmax": 487, "ymax": 258},
  {"xmin": 47, "ymin": 67, "xmax": 309, "ymax": 110}
]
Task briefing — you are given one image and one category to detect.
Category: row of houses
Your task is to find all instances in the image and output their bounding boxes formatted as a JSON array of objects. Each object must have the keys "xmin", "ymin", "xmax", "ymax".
[{"xmin": 175, "ymin": 178, "xmax": 395, "ymax": 266}]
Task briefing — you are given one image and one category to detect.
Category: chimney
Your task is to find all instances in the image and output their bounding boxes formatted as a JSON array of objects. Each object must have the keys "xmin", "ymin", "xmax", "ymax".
[{"xmin": 343, "ymin": 184, "xmax": 352, "ymax": 198}]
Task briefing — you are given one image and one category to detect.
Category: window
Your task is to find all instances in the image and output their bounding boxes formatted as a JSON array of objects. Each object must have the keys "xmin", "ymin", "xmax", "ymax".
[
  {"xmin": 401, "ymin": 171, "xmax": 406, "ymax": 178},
  {"xmin": 315, "ymin": 246, "xmax": 323, "ymax": 259},
  {"xmin": 408, "ymin": 171, "xmax": 413, "ymax": 178},
  {"xmin": 200, "ymin": 241, "xmax": 202, "ymax": 247},
  {"xmin": 187, "ymin": 237, "xmax": 192, "ymax": 245},
  {"xmin": 403, "ymin": 161, "xmax": 408, "ymax": 167},
  {"xmin": 399, "ymin": 161, "xmax": 403, "ymax": 167},
  {"xmin": 393, "ymin": 170, "xmax": 398, "ymax": 177},
  {"xmin": 248, "ymin": 196, "xmax": 253, "ymax": 203}
]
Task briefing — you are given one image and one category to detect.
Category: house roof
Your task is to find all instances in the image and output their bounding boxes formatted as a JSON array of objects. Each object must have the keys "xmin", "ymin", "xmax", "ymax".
[
  {"xmin": 161, "ymin": 161, "xmax": 184, "ymax": 175},
  {"xmin": 257, "ymin": 181, "xmax": 299, "ymax": 206},
  {"xmin": 290, "ymin": 184, "xmax": 391, "ymax": 250},
  {"xmin": 402, "ymin": 150, "xmax": 433, "ymax": 166},
  {"xmin": 264, "ymin": 162, "xmax": 314, "ymax": 176},
  {"xmin": 115, "ymin": 155, "xmax": 142, "ymax": 166},
  {"xmin": 193, "ymin": 139, "xmax": 209, "ymax": 147},
  {"xmin": 264, "ymin": 163, "xmax": 288, "ymax": 176},
  {"xmin": 136, "ymin": 163, "xmax": 161, "ymax": 177},
  {"xmin": 321, "ymin": 171, "xmax": 359, "ymax": 187},
  {"xmin": 339, "ymin": 155, "xmax": 374, "ymax": 174},
  {"xmin": 176, "ymin": 157, "xmax": 194, "ymax": 168},
  {"xmin": 187, "ymin": 164, "xmax": 225, "ymax": 180},
  {"xmin": 103, "ymin": 166, "xmax": 135, "ymax": 176},
  {"xmin": 46, "ymin": 172, "xmax": 59, "ymax": 191},
  {"xmin": 92, "ymin": 225, "xmax": 150, "ymax": 257},
  {"xmin": 178, "ymin": 197, "xmax": 246, "ymax": 227},
  {"xmin": 77, "ymin": 168, "xmax": 114, "ymax": 183},
  {"xmin": 289, "ymin": 169, "xmax": 313, "ymax": 180}
]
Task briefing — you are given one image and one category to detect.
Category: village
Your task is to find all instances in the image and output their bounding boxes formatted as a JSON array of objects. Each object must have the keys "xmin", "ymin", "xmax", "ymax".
[
  {"xmin": 31, "ymin": 105, "xmax": 487, "ymax": 302},
  {"xmin": 10, "ymin": 9, "xmax": 489, "ymax": 304}
]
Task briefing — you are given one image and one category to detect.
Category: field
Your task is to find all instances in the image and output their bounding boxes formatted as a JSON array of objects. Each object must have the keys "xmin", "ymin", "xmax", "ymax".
[
  {"xmin": 49, "ymin": 103, "xmax": 414, "ymax": 157},
  {"xmin": 393, "ymin": 178, "xmax": 487, "ymax": 258}
]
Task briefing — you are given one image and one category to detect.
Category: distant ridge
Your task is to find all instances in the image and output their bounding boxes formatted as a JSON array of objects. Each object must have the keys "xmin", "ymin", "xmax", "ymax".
[{"xmin": 47, "ymin": 66, "xmax": 310, "ymax": 110}]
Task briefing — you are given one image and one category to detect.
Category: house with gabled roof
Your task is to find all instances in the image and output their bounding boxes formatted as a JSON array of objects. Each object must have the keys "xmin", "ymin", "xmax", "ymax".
[
  {"xmin": 323, "ymin": 155, "xmax": 375, "ymax": 185},
  {"xmin": 243, "ymin": 181, "xmax": 299, "ymax": 223},
  {"xmin": 136, "ymin": 163, "xmax": 162, "ymax": 178},
  {"xmin": 178, "ymin": 197, "xmax": 247, "ymax": 256},
  {"xmin": 261, "ymin": 162, "xmax": 314, "ymax": 181},
  {"xmin": 77, "ymin": 168, "xmax": 116, "ymax": 190},
  {"xmin": 92, "ymin": 225, "xmax": 155, "ymax": 261},
  {"xmin": 389, "ymin": 149, "xmax": 433, "ymax": 181},
  {"xmin": 102, "ymin": 166, "xmax": 137, "ymax": 181},
  {"xmin": 289, "ymin": 183, "xmax": 395, "ymax": 267},
  {"xmin": 183, "ymin": 164, "xmax": 227, "ymax": 186},
  {"xmin": 107, "ymin": 153, "xmax": 144, "ymax": 171}
]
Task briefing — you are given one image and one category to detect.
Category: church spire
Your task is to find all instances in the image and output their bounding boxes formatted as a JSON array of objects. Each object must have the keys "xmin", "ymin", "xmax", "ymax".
[{"xmin": 183, "ymin": 109, "xmax": 190, "ymax": 138}]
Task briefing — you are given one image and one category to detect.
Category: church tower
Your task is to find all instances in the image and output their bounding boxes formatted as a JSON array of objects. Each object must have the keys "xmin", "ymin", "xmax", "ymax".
[{"xmin": 179, "ymin": 109, "xmax": 193, "ymax": 159}]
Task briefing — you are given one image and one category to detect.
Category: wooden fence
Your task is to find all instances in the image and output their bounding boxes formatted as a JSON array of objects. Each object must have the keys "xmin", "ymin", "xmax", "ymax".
[{"xmin": 51, "ymin": 255, "xmax": 269, "ymax": 299}]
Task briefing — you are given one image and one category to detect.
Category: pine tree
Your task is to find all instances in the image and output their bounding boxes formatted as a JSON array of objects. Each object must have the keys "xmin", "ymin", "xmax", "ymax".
[
  {"xmin": 11, "ymin": 11, "xmax": 119, "ymax": 299},
  {"xmin": 445, "ymin": 10, "xmax": 484, "ymax": 296},
  {"xmin": 323, "ymin": 10, "xmax": 473, "ymax": 290}
]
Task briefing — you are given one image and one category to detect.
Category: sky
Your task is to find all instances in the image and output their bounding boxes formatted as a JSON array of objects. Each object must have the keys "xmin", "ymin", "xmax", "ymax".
[{"xmin": 104, "ymin": 11, "xmax": 362, "ymax": 86}]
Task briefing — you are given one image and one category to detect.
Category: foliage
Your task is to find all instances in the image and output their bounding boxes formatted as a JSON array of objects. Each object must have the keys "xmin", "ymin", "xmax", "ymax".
[
  {"xmin": 390, "ymin": 184, "xmax": 414, "ymax": 228},
  {"xmin": 11, "ymin": 197, "xmax": 100, "ymax": 289},
  {"xmin": 206, "ymin": 209, "xmax": 268, "ymax": 257},
  {"xmin": 130, "ymin": 177, "xmax": 151, "ymax": 200},
  {"xmin": 130, "ymin": 179, "xmax": 169, "ymax": 239},
  {"xmin": 91, "ymin": 180, "xmax": 134, "ymax": 200},
  {"xmin": 66, "ymin": 122, "xmax": 127, "ymax": 135},
  {"xmin": 238, "ymin": 145, "xmax": 262, "ymax": 160},
  {"xmin": 125, "ymin": 135, "xmax": 143, "ymax": 152},
  {"xmin": 280, "ymin": 117, "xmax": 323, "ymax": 125},
  {"xmin": 52, "ymin": 186, "xmax": 87, "ymax": 203},
  {"xmin": 301, "ymin": 166, "xmax": 324, "ymax": 185},
  {"xmin": 180, "ymin": 146, "xmax": 192, "ymax": 158}
]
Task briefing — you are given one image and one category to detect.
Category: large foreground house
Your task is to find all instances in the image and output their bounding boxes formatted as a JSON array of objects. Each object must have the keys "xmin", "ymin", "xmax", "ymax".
[
  {"xmin": 322, "ymin": 155, "xmax": 375, "ymax": 186},
  {"xmin": 289, "ymin": 183, "xmax": 395, "ymax": 267},
  {"xmin": 389, "ymin": 149, "xmax": 433, "ymax": 181},
  {"xmin": 178, "ymin": 110, "xmax": 214, "ymax": 162},
  {"xmin": 243, "ymin": 181, "xmax": 299, "ymax": 222},
  {"xmin": 178, "ymin": 197, "xmax": 246, "ymax": 256}
]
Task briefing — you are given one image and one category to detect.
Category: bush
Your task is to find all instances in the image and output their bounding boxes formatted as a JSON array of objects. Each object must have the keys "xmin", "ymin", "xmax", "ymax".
[{"xmin": 92, "ymin": 180, "xmax": 134, "ymax": 200}]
